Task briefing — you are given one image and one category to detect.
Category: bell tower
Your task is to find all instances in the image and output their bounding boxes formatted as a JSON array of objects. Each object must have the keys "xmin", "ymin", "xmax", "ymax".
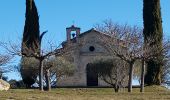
[{"xmin": 66, "ymin": 25, "xmax": 80, "ymax": 43}]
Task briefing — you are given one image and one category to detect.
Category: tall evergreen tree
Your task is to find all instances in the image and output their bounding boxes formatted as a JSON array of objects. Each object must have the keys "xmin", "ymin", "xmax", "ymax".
[
  {"xmin": 21, "ymin": 0, "xmax": 40, "ymax": 87},
  {"xmin": 22, "ymin": 0, "xmax": 40, "ymax": 54},
  {"xmin": 143, "ymin": 0, "xmax": 163, "ymax": 85}
]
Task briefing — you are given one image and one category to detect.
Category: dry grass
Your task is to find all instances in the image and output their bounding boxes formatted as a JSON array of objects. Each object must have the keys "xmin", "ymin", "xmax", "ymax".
[{"xmin": 0, "ymin": 86, "xmax": 170, "ymax": 100}]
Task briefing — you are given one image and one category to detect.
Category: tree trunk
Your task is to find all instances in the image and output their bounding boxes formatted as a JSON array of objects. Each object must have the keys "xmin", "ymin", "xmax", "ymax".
[
  {"xmin": 114, "ymin": 84, "xmax": 119, "ymax": 93},
  {"xmin": 45, "ymin": 69, "xmax": 51, "ymax": 91},
  {"xmin": 0, "ymin": 73, "xmax": 2, "ymax": 79},
  {"xmin": 140, "ymin": 59, "xmax": 145, "ymax": 92},
  {"xmin": 143, "ymin": 0, "xmax": 163, "ymax": 85},
  {"xmin": 128, "ymin": 62, "xmax": 134, "ymax": 92},
  {"xmin": 39, "ymin": 59, "xmax": 44, "ymax": 91}
]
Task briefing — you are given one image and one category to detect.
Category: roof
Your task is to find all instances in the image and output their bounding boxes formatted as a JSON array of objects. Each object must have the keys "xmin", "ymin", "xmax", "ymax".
[
  {"xmin": 66, "ymin": 25, "xmax": 80, "ymax": 30},
  {"xmin": 80, "ymin": 28, "xmax": 111, "ymax": 38}
]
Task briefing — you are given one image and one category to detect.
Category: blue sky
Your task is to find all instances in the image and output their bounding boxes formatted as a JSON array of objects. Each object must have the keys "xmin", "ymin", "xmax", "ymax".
[{"xmin": 0, "ymin": 0, "xmax": 170, "ymax": 80}]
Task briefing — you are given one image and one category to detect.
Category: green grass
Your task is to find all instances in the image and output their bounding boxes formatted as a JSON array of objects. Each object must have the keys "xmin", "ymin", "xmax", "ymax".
[{"xmin": 0, "ymin": 86, "xmax": 170, "ymax": 100}]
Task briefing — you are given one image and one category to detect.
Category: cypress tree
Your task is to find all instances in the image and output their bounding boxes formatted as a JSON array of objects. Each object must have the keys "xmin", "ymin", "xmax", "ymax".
[
  {"xmin": 21, "ymin": 0, "xmax": 40, "ymax": 87},
  {"xmin": 22, "ymin": 0, "xmax": 40, "ymax": 54},
  {"xmin": 143, "ymin": 0, "xmax": 163, "ymax": 85}
]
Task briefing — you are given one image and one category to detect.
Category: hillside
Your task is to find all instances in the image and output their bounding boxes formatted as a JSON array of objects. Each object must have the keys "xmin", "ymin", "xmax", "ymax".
[{"xmin": 0, "ymin": 86, "xmax": 170, "ymax": 100}]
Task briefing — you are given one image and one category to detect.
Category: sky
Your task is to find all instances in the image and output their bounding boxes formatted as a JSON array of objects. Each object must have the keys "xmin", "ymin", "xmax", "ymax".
[{"xmin": 0, "ymin": 0, "xmax": 170, "ymax": 80}]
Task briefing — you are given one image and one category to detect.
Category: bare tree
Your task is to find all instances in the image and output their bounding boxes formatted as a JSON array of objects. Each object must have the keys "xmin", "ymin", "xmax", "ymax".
[
  {"xmin": 160, "ymin": 40, "xmax": 170, "ymax": 87},
  {"xmin": 95, "ymin": 20, "xmax": 170, "ymax": 92},
  {"xmin": 43, "ymin": 56, "xmax": 75, "ymax": 90},
  {"xmin": 0, "ymin": 54, "xmax": 13, "ymax": 79},
  {"xmin": 162, "ymin": 59, "xmax": 170, "ymax": 86},
  {"xmin": 92, "ymin": 58, "xmax": 128, "ymax": 92},
  {"xmin": 0, "ymin": 41, "xmax": 73, "ymax": 91},
  {"xmin": 22, "ymin": 45, "xmax": 68, "ymax": 91},
  {"xmin": 95, "ymin": 20, "xmax": 143, "ymax": 92}
]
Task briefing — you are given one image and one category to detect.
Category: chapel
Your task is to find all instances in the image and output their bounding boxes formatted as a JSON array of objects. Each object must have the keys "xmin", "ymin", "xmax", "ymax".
[{"xmin": 57, "ymin": 25, "xmax": 113, "ymax": 87}]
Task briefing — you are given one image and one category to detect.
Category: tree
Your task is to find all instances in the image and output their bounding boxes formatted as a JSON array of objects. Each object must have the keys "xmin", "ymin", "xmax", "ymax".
[
  {"xmin": 1, "ymin": 39, "xmax": 73, "ymax": 91},
  {"xmin": 95, "ymin": 20, "xmax": 143, "ymax": 92},
  {"xmin": 1, "ymin": 32, "xmax": 73, "ymax": 91},
  {"xmin": 43, "ymin": 57, "xmax": 75, "ymax": 90},
  {"xmin": 143, "ymin": 0, "xmax": 163, "ymax": 85},
  {"xmin": 161, "ymin": 43, "xmax": 170, "ymax": 86},
  {"xmin": 23, "ymin": 47, "xmax": 57, "ymax": 91},
  {"xmin": 17, "ymin": 56, "xmax": 75, "ymax": 91},
  {"xmin": 95, "ymin": 20, "xmax": 167, "ymax": 92},
  {"xmin": 20, "ymin": 57, "xmax": 39, "ymax": 88},
  {"xmin": 0, "ymin": 54, "xmax": 12, "ymax": 80},
  {"xmin": 21, "ymin": 0, "xmax": 42, "ymax": 88},
  {"xmin": 22, "ymin": 0, "xmax": 41, "ymax": 55},
  {"xmin": 92, "ymin": 58, "xmax": 128, "ymax": 92},
  {"xmin": 162, "ymin": 60, "xmax": 170, "ymax": 86}
]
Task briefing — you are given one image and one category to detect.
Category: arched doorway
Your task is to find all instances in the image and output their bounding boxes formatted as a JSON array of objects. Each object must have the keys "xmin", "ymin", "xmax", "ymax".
[{"xmin": 86, "ymin": 63, "xmax": 98, "ymax": 86}]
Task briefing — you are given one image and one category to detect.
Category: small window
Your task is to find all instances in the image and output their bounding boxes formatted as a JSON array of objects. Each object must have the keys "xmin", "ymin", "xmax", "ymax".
[{"xmin": 89, "ymin": 46, "xmax": 95, "ymax": 52}]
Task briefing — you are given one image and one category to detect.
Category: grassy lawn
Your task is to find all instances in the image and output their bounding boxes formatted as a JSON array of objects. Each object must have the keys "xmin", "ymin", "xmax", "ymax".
[{"xmin": 0, "ymin": 86, "xmax": 170, "ymax": 100}]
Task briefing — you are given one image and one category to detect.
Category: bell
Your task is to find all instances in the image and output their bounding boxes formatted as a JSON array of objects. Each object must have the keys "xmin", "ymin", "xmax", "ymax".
[{"xmin": 72, "ymin": 33, "xmax": 76, "ymax": 38}]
